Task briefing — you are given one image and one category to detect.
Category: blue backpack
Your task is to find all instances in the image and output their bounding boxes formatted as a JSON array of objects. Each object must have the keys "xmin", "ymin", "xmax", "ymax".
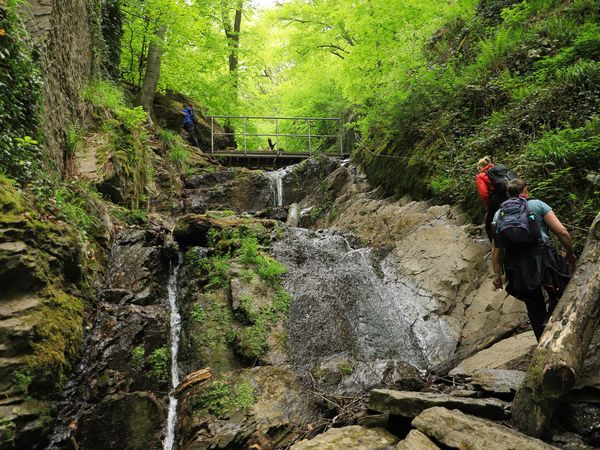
[{"xmin": 495, "ymin": 197, "xmax": 541, "ymax": 248}]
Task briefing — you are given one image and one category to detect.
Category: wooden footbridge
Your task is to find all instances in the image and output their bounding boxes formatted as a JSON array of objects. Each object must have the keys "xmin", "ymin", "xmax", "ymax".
[{"xmin": 208, "ymin": 115, "xmax": 350, "ymax": 168}]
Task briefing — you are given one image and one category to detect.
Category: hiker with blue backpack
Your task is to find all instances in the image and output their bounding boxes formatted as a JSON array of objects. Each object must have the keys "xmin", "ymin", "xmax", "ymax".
[
  {"xmin": 182, "ymin": 104, "xmax": 200, "ymax": 147},
  {"xmin": 491, "ymin": 178, "xmax": 575, "ymax": 340}
]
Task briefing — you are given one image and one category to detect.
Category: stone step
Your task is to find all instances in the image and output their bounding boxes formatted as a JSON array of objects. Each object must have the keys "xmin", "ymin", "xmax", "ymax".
[
  {"xmin": 368, "ymin": 389, "xmax": 509, "ymax": 420},
  {"xmin": 0, "ymin": 316, "xmax": 37, "ymax": 359},
  {"xmin": 0, "ymin": 293, "xmax": 42, "ymax": 320},
  {"xmin": 412, "ymin": 406, "xmax": 558, "ymax": 450}
]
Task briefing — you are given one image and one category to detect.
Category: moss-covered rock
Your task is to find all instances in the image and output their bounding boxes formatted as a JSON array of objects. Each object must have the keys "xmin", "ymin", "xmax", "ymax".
[{"xmin": 173, "ymin": 214, "xmax": 277, "ymax": 249}]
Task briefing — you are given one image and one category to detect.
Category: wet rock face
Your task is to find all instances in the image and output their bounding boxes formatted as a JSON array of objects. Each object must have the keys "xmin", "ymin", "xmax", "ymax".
[
  {"xmin": 296, "ymin": 162, "xmax": 528, "ymax": 362},
  {"xmin": 76, "ymin": 392, "xmax": 165, "ymax": 450},
  {"xmin": 182, "ymin": 169, "xmax": 273, "ymax": 213},
  {"xmin": 49, "ymin": 227, "xmax": 175, "ymax": 449},
  {"xmin": 104, "ymin": 229, "xmax": 175, "ymax": 305},
  {"xmin": 271, "ymin": 228, "xmax": 459, "ymax": 393},
  {"xmin": 279, "ymin": 156, "xmax": 340, "ymax": 205}
]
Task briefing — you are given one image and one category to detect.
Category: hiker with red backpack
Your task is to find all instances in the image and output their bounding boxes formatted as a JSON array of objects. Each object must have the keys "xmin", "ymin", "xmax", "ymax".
[
  {"xmin": 476, "ymin": 156, "xmax": 517, "ymax": 242},
  {"xmin": 491, "ymin": 178, "xmax": 575, "ymax": 340}
]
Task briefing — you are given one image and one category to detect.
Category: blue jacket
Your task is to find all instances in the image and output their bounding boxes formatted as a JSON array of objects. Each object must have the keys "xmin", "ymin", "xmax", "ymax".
[{"xmin": 182, "ymin": 107, "xmax": 196, "ymax": 126}]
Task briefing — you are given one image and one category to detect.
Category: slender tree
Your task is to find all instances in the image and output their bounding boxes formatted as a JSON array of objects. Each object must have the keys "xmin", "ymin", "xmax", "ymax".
[{"xmin": 137, "ymin": 23, "xmax": 166, "ymax": 124}]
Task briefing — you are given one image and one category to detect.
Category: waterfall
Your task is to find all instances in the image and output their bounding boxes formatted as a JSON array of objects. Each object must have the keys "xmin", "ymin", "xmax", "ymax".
[
  {"xmin": 164, "ymin": 254, "xmax": 182, "ymax": 450},
  {"xmin": 265, "ymin": 165, "xmax": 294, "ymax": 208}
]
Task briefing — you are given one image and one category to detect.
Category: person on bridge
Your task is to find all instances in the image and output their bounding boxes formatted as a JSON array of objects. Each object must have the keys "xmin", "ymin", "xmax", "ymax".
[
  {"xmin": 181, "ymin": 104, "xmax": 200, "ymax": 147},
  {"xmin": 491, "ymin": 178, "xmax": 574, "ymax": 340}
]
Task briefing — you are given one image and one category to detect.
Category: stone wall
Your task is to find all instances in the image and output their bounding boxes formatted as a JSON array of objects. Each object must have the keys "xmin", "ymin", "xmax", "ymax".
[{"xmin": 20, "ymin": 0, "xmax": 96, "ymax": 174}]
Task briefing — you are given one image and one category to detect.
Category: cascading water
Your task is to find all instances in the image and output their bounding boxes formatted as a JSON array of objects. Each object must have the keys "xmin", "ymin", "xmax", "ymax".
[
  {"xmin": 265, "ymin": 165, "xmax": 294, "ymax": 207},
  {"xmin": 164, "ymin": 253, "xmax": 182, "ymax": 450}
]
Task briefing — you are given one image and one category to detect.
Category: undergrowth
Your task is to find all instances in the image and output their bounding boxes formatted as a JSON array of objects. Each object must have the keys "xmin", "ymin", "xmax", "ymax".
[{"xmin": 358, "ymin": 0, "xmax": 600, "ymax": 252}]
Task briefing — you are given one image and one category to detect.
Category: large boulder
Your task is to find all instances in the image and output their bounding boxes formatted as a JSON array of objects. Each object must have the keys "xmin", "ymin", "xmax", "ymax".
[
  {"xmin": 412, "ymin": 407, "xmax": 558, "ymax": 450},
  {"xmin": 290, "ymin": 425, "xmax": 398, "ymax": 450},
  {"xmin": 177, "ymin": 366, "xmax": 317, "ymax": 449},
  {"xmin": 449, "ymin": 332, "xmax": 537, "ymax": 378}
]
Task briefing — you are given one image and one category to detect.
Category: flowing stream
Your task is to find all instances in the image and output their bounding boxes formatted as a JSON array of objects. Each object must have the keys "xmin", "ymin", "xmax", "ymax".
[
  {"xmin": 265, "ymin": 166, "xmax": 294, "ymax": 207},
  {"xmin": 164, "ymin": 254, "xmax": 182, "ymax": 450}
]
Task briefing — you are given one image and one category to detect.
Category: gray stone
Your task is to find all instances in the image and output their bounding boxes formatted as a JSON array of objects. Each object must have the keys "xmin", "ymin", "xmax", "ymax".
[
  {"xmin": 368, "ymin": 389, "xmax": 508, "ymax": 420},
  {"xmin": 412, "ymin": 407, "xmax": 558, "ymax": 450},
  {"xmin": 470, "ymin": 369, "xmax": 526, "ymax": 394},
  {"xmin": 449, "ymin": 332, "xmax": 537, "ymax": 378},
  {"xmin": 396, "ymin": 430, "xmax": 440, "ymax": 449},
  {"xmin": 291, "ymin": 425, "xmax": 398, "ymax": 450}
]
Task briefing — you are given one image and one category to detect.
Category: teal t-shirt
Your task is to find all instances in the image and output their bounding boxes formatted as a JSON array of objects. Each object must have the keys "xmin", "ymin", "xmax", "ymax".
[{"xmin": 492, "ymin": 198, "xmax": 552, "ymax": 241}]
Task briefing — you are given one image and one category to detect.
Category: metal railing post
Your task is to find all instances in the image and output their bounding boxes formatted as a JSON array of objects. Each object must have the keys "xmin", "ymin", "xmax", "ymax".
[
  {"xmin": 307, "ymin": 119, "xmax": 312, "ymax": 154},
  {"xmin": 210, "ymin": 116, "xmax": 214, "ymax": 153},
  {"xmin": 275, "ymin": 119, "xmax": 279, "ymax": 155},
  {"xmin": 243, "ymin": 117, "xmax": 247, "ymax": 155},
  {"xmin": 339, "ymin": 119, "xmax": 343, "ymax": 156}
]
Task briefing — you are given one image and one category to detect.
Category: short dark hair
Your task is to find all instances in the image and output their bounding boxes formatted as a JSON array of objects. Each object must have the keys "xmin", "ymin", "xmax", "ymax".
[{"xmin": 507, "ymin": 178, "xmax": 527, "ymax": 197}]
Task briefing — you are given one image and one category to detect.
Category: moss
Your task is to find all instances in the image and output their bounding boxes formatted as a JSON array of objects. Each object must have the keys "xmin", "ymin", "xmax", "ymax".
[
  {"xmin": 26, "ymin": 288, "xmax": 85, "ymax": 391},
  {"xmin": 0, "ymin": 175, "xmax": 25, "ymax": 213},
  {"xmin": 0, "ymin": 418, "xmax": 16, "ymax": 447},
  {"xmin": 236, "ymin": 323, "xmax": 269, "ymax": 360}
]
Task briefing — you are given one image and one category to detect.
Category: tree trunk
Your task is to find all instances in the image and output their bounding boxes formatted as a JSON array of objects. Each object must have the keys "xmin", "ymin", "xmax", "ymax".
[
  {"xmin": 512, "ymin": 211, "xmax": 600, "ymax": 437},
  {"xmin": 222, "ymin": 0, "xmax": 243, "ymax": 91},
  {"xmin": 137, "ymin": 24, "xmax": 166, "ymax": 125}
]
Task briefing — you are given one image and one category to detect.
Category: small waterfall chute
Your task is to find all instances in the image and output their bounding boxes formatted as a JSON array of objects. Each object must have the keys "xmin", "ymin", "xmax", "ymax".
[
  {"xmin": 164, "ymin": 253, "xmax": 182, "ymax": 450},
  {"xmin": 265, "ymin": 165, "xmax": 295, "ymax": 208}
]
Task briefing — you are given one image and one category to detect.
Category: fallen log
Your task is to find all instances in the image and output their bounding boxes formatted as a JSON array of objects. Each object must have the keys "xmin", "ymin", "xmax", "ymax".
[
  {"xmin": 172, "ymin": 368, "xmax": 212, "ymax": 397},
  {"xmin": 512, "ymin": 212, "xmax": 600, "ymax": 437}
]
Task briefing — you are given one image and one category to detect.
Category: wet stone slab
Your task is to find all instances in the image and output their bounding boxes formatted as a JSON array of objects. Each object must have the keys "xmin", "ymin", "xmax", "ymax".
[{"xmin": 368, "ymin": 389, "xmax": 509, "ymax": 420}]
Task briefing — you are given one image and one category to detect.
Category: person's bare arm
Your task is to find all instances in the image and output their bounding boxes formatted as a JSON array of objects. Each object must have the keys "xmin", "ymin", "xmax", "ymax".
[
  {"xmin": 492, "ymin": 242, "xmax": 503, "ymax": 289},
  {"xmin": 544, "ymin": 210, "xmax": 576, "ymax": 267}
]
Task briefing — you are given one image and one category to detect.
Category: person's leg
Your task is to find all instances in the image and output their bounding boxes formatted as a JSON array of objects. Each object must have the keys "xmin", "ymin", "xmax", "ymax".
[{"xmin": 524, "ymin": 289, "xmax": 548, "ymax": 341}]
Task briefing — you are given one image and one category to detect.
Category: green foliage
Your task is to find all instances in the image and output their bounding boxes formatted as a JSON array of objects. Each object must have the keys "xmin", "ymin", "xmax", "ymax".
[
  {"xmin": 148, "ymin": 347, "xmax": 169, "ymax": 382},
  {"xmin": 0, "ymin": 3, "xmax": 42, "ymax": 183},
  {"xmin": 194, "ymin": 380, "xmax": 232, "ymax": 416},
  {"xmin": 131, "ymin": 345, "xmax": 145, "ymax": 371},
  {"xmin": 193, "ymin": 377, "xmax": 255, "ymax": 416},
  {"xmin": 12, "ymin": 368, "xmax": 33, "ymax": 395},
  {"xmin": 337, "ymin": 363, "xmax": 353, "ymax": 376},
  {"xmin": 191, "ymin": 303, "xmax": 206, "ymax": 322},
  {"xmin": 354, "ymin": 0, "xmax": 600, "ymax": 250},
  {"xmin": 53, "ymin": 185, "xmax": 100, "ymax": 236},
  {"xmin": 256, "ymin": 256, "xmax": 287, "ymax": 283},
  {"xmin": 236, "ymin": 323, "xmax": 268, "ymax": 360},
  {"xmin": 83, "ymin": 80, "xmax": 151, "ymax": 210}
]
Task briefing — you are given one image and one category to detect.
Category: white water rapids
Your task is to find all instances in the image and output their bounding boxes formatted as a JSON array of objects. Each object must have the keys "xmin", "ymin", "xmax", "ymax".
[{"xmin": 163, "ymin": 254, "xmax": 182, "ymax": 450}]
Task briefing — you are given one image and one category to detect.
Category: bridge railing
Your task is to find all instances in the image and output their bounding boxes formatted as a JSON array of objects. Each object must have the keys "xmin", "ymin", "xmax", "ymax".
[{"xmin": 208, "ymin": 115, "xmax": 345, "ymax": 156}]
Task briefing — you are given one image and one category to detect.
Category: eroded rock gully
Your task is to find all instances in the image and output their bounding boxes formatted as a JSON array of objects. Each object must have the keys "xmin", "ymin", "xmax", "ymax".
[{"xmin": 4, "ymin": 157, "xmax": 600, "ymax": 449}]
